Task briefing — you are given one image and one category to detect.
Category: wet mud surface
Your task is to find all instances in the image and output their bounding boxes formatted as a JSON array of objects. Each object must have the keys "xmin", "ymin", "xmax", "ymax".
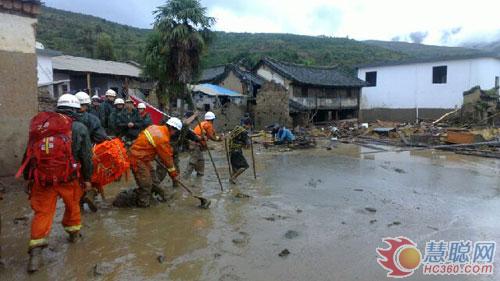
[{"xmin": 1, "ymin": 141, "xmax": 500, "ymax": 280}]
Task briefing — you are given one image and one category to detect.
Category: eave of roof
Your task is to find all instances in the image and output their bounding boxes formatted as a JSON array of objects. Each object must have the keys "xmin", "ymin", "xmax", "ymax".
[
  {"xmin": 52, "ymin": 55, "xmax": 141, "ymax": 78},
  {"xmin": 357, "ymin": 53, "xmax": 500, "ymax": 69},
  {"xmin": 257, "ymin": 57, "xmax": 365, "ymax": 88}
]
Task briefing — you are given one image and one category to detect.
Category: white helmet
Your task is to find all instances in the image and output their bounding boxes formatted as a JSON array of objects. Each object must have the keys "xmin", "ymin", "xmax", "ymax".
[
  {"xmin": 114, "ymin": 98, "xmax": 125, "ymax": 105},
  {"xmin": 205, "ymin": 111, "xmax": 216, "ymax": 120},
  {"xmin": 105, "ymin": 89, "xmax": 117, "ymax": 97},
  {"xmin": 75, "ymin": 91, "xmax": 91, "ymax": 105},
  {"xmin": 137, "ymin": 103, "xmax": 146, "ymax": 109},
  {"xmin": 91, "ymin": 95, "xmax": 100, "ymax": 101},
  {"xmin": 166, "ymin": 117, "xmax": 183, "ymax": 131},
  {"xmin": 57, "ymin": 94, "xmax": 81, "ymax": 109}
]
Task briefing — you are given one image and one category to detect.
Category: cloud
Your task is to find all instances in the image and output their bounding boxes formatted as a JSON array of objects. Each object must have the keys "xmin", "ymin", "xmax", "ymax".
[
  {"xmin": 43, "ymin": 0, "xmax": 500, "ymax": 46},
  {"xmin": 409, "ymin": 31, "xmax": 428, "ymax": 44}
]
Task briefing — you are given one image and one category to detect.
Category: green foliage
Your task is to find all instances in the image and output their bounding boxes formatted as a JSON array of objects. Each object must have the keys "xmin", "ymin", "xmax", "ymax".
[
  {"xmin": 37, "ymin": 5, "xmax": 488, "ymax": 76},
  {"xmin": 95, "ymin": 33, "xmax": 115, "ymax": 60},
  {"xmin": 37, "ymin": 6, "xmax": 150, "ymax": 62},
  {"xmin": 143, "ymin": 0, "xmax": 214, "ymax": 105}
]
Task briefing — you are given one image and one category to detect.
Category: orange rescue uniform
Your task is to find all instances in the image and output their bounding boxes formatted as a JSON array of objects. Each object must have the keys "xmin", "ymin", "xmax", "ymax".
[
  {"xmin": 129, "ymin": 125, "xmax": 177, "ymax": 207},
  {"xmin": 29, "ymin": 180, "xmax": 83, "ymax": 248}
]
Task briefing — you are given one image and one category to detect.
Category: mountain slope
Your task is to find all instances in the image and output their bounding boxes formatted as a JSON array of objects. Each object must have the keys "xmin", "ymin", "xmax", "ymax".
[{"xmin": 37, "ymin": 6, "xmax": 491, "ymax": 73}]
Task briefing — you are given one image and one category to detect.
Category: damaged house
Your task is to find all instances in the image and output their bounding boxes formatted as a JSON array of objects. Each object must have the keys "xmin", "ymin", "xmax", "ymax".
[
  {"xmin": 255, "ymin": 57, "xmax": 365, "ymax": 124},
  {"xmin": 199, "ymin": 64, "xmax": 264, "ymax": 109}
]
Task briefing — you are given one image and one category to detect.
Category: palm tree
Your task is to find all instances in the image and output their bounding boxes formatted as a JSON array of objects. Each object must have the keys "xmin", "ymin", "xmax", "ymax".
[{"xmin": 143, "ymin": 0, "xmax": 215, "ymax": 111}]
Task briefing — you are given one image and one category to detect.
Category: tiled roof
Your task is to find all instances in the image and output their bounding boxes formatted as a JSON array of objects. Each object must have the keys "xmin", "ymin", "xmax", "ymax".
[
  {"xmin": 198, "ymin": 65, "xmax": 226, "ymax": 83},
  {"xmin": 53, "ymin": 55, "xmax": 141, "ymax": 77},
  {"xmin": 258, "ymin": 57, "xmax": 365, "ymax": 87}
]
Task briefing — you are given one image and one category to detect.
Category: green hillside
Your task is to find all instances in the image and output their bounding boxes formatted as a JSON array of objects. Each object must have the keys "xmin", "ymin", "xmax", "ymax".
[{"xmin": 36, "ymin": 6, "xmax": 491, "ymax": 73}]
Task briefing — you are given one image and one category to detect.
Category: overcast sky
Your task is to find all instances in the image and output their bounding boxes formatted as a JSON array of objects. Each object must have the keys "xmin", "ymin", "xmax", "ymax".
[{"xmin": 43, "ymin": 0, "xmax": 500, "ymax": 45}]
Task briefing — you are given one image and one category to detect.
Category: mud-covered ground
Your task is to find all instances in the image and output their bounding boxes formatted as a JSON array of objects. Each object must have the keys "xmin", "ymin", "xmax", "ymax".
[{"xmin": 1, "ymin": 140, "xmax": 500, "ymax": 281}]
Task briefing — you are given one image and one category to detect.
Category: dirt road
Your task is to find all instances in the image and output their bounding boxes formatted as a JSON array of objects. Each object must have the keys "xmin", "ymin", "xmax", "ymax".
[{"xmin": 1, "ymin": 142, "xmax": 499, "ymax": 280}]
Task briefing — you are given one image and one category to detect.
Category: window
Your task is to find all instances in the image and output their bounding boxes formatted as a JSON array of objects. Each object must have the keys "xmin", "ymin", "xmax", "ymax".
[
  {"xmin": 433, "ymin": 66, "xmax": 447, "ymax": 84},
  {"xmin": 365, "ymin": 71, "xmax": 377, "ymax": 87}
]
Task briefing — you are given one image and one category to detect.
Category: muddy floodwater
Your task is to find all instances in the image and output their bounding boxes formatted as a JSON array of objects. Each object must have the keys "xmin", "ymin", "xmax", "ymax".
[{"xmin": 1, "ymin": 141, "xmax": 500, "ymax": 281}]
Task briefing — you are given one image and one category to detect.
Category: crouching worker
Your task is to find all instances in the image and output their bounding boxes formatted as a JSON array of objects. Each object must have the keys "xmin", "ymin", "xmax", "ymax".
[
  {"xmin": 16, "ymin": 94, "xmax": 93, "ymax": 273},
  {"xmin": 228, "ymin": 124, "xmax": 251, "ymax": 184},
  {"xmin": 113, "ymin": 118, "xmax": 182, "ymax": 208}
]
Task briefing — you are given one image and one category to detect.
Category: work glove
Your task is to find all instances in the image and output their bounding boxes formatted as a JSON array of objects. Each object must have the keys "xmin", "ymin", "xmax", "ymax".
[{"xmin": 168, "ymin": 168, "xmax": 179, "ymax": 181}]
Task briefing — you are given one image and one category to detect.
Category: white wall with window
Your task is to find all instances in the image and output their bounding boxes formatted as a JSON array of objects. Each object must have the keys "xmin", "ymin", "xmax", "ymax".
[{"xmin": 357, "ymin": 57, "xmax": 500, "ymax": 110}]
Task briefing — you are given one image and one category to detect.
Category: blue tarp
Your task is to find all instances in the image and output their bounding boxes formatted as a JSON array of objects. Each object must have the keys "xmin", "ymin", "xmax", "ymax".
[{"xmin": 193, "ymin": 84, "xmax": 243, "ymax": 97}]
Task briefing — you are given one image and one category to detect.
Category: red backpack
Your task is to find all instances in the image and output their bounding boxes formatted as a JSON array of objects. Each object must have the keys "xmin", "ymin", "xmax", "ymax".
[{"xmin": 16, "ymin": 112, "xmax": 79, "ymax": 187}]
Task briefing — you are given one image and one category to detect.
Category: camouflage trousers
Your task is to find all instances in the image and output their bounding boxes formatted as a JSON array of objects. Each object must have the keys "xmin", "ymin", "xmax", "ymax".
[{"xmin": 185, "ymin": 145, "xmax": 204, "ymax": 177}]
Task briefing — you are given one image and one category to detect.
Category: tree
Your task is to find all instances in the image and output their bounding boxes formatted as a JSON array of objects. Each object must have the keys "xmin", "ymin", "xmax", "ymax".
[
  {"xmin": 96, "ymin": 33, "xmax": 115, "ymax": 60},
  {"xmin": 143, "ymin": 0, "xmax": 215, "ymax": 110}
]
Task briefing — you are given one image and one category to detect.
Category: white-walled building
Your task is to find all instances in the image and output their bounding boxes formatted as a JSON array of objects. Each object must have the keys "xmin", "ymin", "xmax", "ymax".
[{"xmin": 357, "ymin": 55, "xmax": 500, "ymax": 122}]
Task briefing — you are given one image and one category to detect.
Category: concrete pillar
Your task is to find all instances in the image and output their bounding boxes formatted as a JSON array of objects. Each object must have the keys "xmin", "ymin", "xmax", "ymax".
[{"xmin": 0, "ymin": 10, "xmax": 39, "ymax": 176}]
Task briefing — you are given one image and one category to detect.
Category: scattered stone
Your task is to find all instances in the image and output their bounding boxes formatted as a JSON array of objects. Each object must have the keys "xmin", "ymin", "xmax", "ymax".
[
  {"xmin": 387, "ymin": 221, "xmax": 402, "ymax": 227},
  {"xmin": 296, "ymin": 209, "xmax": 303, "ymax": 213},
  {"xmin": 265, "ymin": 217, "xmax": 275, "ymax": 222},
  {"xmin": 427, "ymin": 226, "xmax": 439, "ymax": 231},
  {"xmin": 235, "ymin": 193, "xmax": 251, "ymax": 199},
  {"xmin": 264, "ymin": 214, "xmax": 287, "ymax": 222},
  {"xmin": 214, "ymin": 253, "xmax": 222, "ymax": 259},
  {"xmin": 393, "ymin": 168, "xmax": 406, "ymax": 174},
  {"xmin": 370, "ymin": 219, "xmax": 377, "ymax": 224},
  {"xmin": 341, "ymin": 221, "xmax": 347, "ymax": 225},
  {"xmin": 157, "ymin": 255, "xmax": 166, "ymax": 264},
  {"xmin": 354, "ymin": 189, "xmax": 364, "ymax": 192},
  {"xmin": 284, "ymin": 230, "xmax": 299, "ymax": 239},
  {"xmin": 365, "ymin": 207, "xmax": 377, "ymax": 213},
  {"xmin": 278, "ymin": 249, "xmax": 290, "ymax": 257},
  {"xmin": 13, "ymin": 216, "xmax": 28, "ymax": 224},
  {"xmin": 232, "ymin": 238, "xmax": 246, "ymax": 245},
  {"xmin": 93, "ymin": 263, "xmax": 113, "ymax": 277}
]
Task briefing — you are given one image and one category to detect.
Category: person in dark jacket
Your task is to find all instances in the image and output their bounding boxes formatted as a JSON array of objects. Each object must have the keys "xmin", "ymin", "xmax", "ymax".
[
  {"xmin": 108, "ymin": 98, "xmax": 125, "ymax": 137},
  {"xmin": 25, "ymin": 94, "xmax": 93, "ymax": 273},
  {"xmin": 137, "ymin": 103, "xmax": 153, "ymax": 130},
  {"xmin": 99, "ymin": 89, "xmax": 117, "ymax": 133},
  {"xmin": 115, "ymin": 99, "xmax": 141, "ymax": 142},
  {"xmin": 89, "ymin": 95, "xmax": 101, "ymax": 118},
  {"xmin": 75, "ymin": 92, "xmax": 108, "ymax": 144}
]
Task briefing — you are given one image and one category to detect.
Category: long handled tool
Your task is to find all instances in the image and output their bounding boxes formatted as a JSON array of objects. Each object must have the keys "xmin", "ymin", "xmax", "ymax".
[
  {"xmin": 250, "ymin": 138, "xmax": 257, "ymax": 179},
  {"xmin": 186, "ymin": 89, "xmax": 224, "ymax": 191},
  {"xmin": 195, "ymin": 116, "xmax": 224, "ymax": 191},
  {"xmin": 224, "ymin": 138, "xmax": 233, "ymax": 176},
  {"xmin": 155, "ymin": 159, "xmax": 210, "ymax": 208},
  {"xmin": 177, "ymin": 180, "xmax": 211, "ymax": 209}
]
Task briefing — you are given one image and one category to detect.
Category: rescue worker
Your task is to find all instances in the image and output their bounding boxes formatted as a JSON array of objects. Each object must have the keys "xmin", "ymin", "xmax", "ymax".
[
  {"xmin": 89, "ymin": 95, "xmax": 101, "ymax": 118},
  {"xmin": 21, "ymin": 94, "xmax": 93, "ymax": 273},
  {"xmin": 153, "ymin": 112, "xmax": 201, "ymax": 194},
  {"xmin": 184, "ymin": 111, "xmax": 221, "ymax": 178},
  {"xmin": 228, "ymin": 124, "xmax": 251, "ymax": 184},
  {"xmin": 75, "ymin": 92, "xmax": 108, "ymax": 144},
  {"xmin": 137, "ymin": 103, "xmax": 153, "ymax": 130},
  {"xmin": 75, "ymin": 92, "xmax": 109, "ymax": 212},
  {"xmin": 116, "ymin": 118, "xmax": 182, "ymax": 208},
  {"xmin": 108, "ymin": 98, "xmax": 125, "ymax": 137},
  {"xmin": 99, "ymin": 89, "xmax": 117, "ymax": 132},
  {"xmin": 115, "ymin": 99, "xmax": 141, "ymax": 142}
]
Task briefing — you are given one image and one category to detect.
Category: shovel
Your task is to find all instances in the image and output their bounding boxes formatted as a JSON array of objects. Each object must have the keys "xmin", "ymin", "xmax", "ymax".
[
  {"xmin": 176, "ymin": 180, "xmax": 212, "ymax": 209},
  {"xmin": 155, "ymin": 159, "xmax": 211, "ymax": 209}
]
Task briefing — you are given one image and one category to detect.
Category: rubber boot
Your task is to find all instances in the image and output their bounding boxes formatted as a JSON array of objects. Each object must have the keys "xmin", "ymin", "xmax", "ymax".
[
  {"xmin": 82, "ymin": 189, "xmax": 98, "ymax": 212},
  {"xmin": 27, "ymin": 247, "xmax": 43, "ymax": 273},
  {"xmin": 68, "ymin": 231, "xmax": 81, "ymax": 243}
]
